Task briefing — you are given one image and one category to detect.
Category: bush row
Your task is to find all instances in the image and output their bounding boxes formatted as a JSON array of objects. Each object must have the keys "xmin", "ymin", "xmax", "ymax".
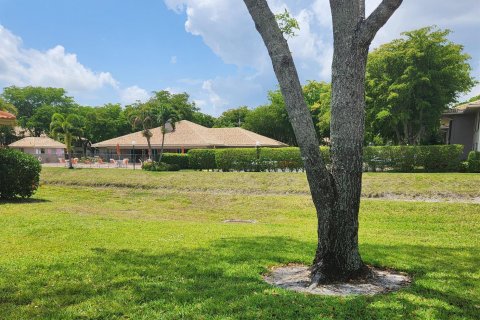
[
  {"xmin": 184, "ymin": 145, "xmax": 466, "ymax": 173},
  {"xmin": 160, "ymin": 153, "xmax": 190, "ymax": 169},
  {"xmin": 466, "ymin": 151, "xmax": 480, "ymax": 173},
  {"xmin": 363, "ymin": 145, "xmax": 464, "ymax": 172},
  {"xmin": 142, "ymin": 161, "xmax": 180, "ymax": 172},
  {"xmin": 0, "ymin": 148, "xmax": 41, "ymax": 199}
]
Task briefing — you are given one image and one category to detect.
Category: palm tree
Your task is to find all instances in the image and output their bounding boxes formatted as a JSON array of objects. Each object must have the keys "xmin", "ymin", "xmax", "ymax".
[
  {"xmin": 50, "ymin": 113, "xmax": 83, "ymax": 169},
  {"xmin": 157, "ymin": 105, "xmax": 179, "ymax": 163},
  {"xmin": 130, "ymin": 107, "xmax": 155, "ymax": 160}
]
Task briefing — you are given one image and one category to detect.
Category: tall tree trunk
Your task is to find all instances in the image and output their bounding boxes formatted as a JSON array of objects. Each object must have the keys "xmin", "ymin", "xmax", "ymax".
[
  {"xmin": 66, "ymin": 134, "xmax": 74, "ymax": 169},
  {"xmin": 159, "ymin": 132, "xmax": 166, "ymax": 163},
  {"xmin": 146, "ymin": 137, "xmax": 153, "ymax": 160},
  {"xmin": 243, "ymin": 0, "xmax": 402, "ymax": 284}
]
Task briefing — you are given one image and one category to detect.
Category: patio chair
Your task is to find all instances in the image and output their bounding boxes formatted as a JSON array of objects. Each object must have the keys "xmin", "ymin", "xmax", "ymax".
[
  {"xmin": 122, "ymin": 158, "xmax": 129, "ymax": 168},
  {"xmin": 96, "ymin": 158, "xmax": 105, "ymax": 167}
]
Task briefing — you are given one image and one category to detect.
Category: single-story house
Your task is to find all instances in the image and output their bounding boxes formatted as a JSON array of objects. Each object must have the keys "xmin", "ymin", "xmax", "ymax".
[
  {"xmin": 0, "ymin": 111, "xmax": 16, "ymax": 126},
  {"xmin": 9, "ymin": 136, "xmax": 66, "ymax": 163},
  {"xmin": 92, "ymin": 120, "xmax": 287, "ymax": 160},
  {"xmin": 442, "ymin": 99, "xmax": 480, "ymax": 158}
]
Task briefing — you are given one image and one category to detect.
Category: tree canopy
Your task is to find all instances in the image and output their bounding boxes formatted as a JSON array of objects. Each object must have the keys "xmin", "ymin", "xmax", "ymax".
[
  {"xmin": 365, "ymin": 26, "xmax": 476, "ymax": 145},
  {"xmin": 1, "ymin": 86, "xmax": 76, "ymax": 135}
]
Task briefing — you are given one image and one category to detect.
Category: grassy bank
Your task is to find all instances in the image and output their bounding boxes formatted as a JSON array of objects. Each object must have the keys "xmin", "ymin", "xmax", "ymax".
[
  {"xmin": 41, "ymin": 167, "xmax": 480, "ymax": 198},
  {"xmin": 0, "ymin": 169, "xmax": 478, "ymax": 319}
]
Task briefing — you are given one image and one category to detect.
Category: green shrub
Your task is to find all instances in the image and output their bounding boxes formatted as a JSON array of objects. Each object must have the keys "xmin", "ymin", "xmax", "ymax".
[
  {"xmin": 141, "ymin": 161, "xmax": 179, "ymax": 172},
  {"xmin": 363, "ymin": 145, "xmax": 463, "ymax": 172},
  {"xmin": 188, "ymin": 149, "xmax": 216, "ymax": 170},
  {"xmin": 0, "ymin": 148, "xmax": 41, "ymax": 199},
  {"xmin": 216, "ymin": 149, "xmax": 258, "ymax": 172},
  {"xmin": 184, "ymin": 145, "xmax": 464, "ymax": 173},
  {"xmin": 467, "ymin": 151, "xmax": 480, "ymax": 173},
  {"xmin": 459, "ymin": 161, "xmax": 469, "ymax": 173},
  {"xmin": 259, "ymin": 147, "xmax": 303, "ymax": 172},
  {"xmin": 419, "ymin": 145, "xmax": 463, "ymax": 172},
  {"xmin": 161, "ymin": 153, "xmax": 189, "ymax": 169}
]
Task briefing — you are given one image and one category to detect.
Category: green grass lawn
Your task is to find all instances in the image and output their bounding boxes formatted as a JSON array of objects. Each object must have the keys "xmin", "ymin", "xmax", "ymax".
[
  {"xmin": 0, "ymin": 169, "xmax": 479, "ymax": 319},
  {"xmin": 41, "ymin": 167, "xmax": 480, "ymax": 199}
]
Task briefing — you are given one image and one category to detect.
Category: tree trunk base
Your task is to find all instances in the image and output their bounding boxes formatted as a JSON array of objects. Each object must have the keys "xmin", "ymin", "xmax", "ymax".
[
  {"xmin": 310, "ymin": 262, "xmax": 372, "ymax": 285},
  {"xmin": 264, "ymin": 264, "xmax": 410, "ymax": 296}
]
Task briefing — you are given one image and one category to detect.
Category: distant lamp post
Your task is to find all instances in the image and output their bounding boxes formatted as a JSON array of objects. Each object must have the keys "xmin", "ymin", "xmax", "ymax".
[
  {"xmin": 255, "ymin": 141, "xmax": 261, "ymax": 172},
  {"xmin": 132, "ymin": 140, "xmax": 136, "ymax": 170}
]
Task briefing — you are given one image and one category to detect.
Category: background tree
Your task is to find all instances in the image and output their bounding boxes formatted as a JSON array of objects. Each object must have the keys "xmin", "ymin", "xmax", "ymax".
[
  {"xmin": 78, "ymin": 103, "xmax": 131, "ymax": 144},
  {"xmin": 157, "ymin": 105, "xmax": 179, "ymax": 163},
  {"xmin": 150, "ymin": 90, "xmax": 198, "ymax": 121},
  {"xmin": 0, "ymin": 97, "xmax": 17, "ymax": 114},
  {"xmin": 2, "ymin": 86, "xmax": 76, "ymax": 135},
  {"xmin": 365, "ymin": 26, "xmax": 476, "ymax": 145},
  {"xmin": 243, "ymin": 83, "xmax": 331, "ymax": 145},
  {"xmin": 243, "ymin": 92, "xmax": 297, "ymax": 145},
  {"xmin": 26, "ymin": 105, "xmax": 58, "ymax": 137},
  {"xmin": 130, "ymin": 103, "xmax": 156, "ymax": 160},
  {"xmin": 244, "ymin": 0, "xmax": 403, "ymax": 284},
  {"xmin": 303, "ymin": 81, "xmax": 332, "ymax": 141},
  {"xmin": 50, "ymin": 113, "xmax": 83, "ymax": 169},
  {"xmin": 214, "ymin": 106, "xmax": 251, "ymax": 128},
  {"xmin": 192, "ymin": 111, "xmax": 216, "ymax": 127}
]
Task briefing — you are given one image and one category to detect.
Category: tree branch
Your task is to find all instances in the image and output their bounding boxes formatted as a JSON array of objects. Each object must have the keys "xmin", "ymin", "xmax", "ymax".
[
  {"xmin": 358, "ymin": 0, "xmax": 403, "ymax": 45},
  {"xmin": 243, "ymin": 0, "xmax": 335, "ymax": 207}
]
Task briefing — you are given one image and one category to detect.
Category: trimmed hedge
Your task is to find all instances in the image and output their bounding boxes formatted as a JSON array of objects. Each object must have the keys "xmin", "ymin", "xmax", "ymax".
[
  {"xmin": 188, "ymin": 149, "xmax": 216, "ymax": 170},
  {"xmin": 467, "ymin": 151, "xmax": 480, "ymax": 173},
  {"xmin": 215, "ymin": 148, "xmax": 258, "ymax": 172},
  {"xmin": 186, "ymin": 145, "xmax": 464, "ymax": 173},
  {"xmin": 142, "ymin": 161, "xmax": 180, "ymax": 172},
  {"xmin": 420, "ymin": 145, "xmax": 464, "ymax": 172},
  {"xmin": 161, "ymin": 153, "xmax": 189, "ymax": 169},
  {"xmin": 0, "ymin": 148, "xmax": 41, "ymax": 199},
  {"xmin": 363, "ymin": 145, "xmax": 463, "ymax": 172}
]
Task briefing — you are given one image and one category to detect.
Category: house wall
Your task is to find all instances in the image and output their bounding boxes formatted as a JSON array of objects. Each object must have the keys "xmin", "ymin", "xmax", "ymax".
[
  {"xmin": 12, "ymin": 147, "xmax": 65, "ymax": 163},
  {"xmin": 473, "ymin": 111, "xmax": 480, "ymax": 152},
  {"xmin": 449, "ymin": 114, "xmax": 475, "ymax": 158}
]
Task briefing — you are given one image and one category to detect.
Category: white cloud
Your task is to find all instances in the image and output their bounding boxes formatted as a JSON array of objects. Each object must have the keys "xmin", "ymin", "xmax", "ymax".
[
  {"xmin": 120, "ymin": 86, "xmax": 150, "ymax": 105},
  {"xmin": 0, "ymin": 25, "xmax": 118, "ymax": 94},
  {"xmin": 0, "ymin": 24, "xmax": 153, "ymax": 107},
  {"xmin": 202, "ymin": 79, "xmax": 228, "ymax": 111},
  {"xmin": 165, "ymin": 0, "xmax": 480, "ymax": 113}
]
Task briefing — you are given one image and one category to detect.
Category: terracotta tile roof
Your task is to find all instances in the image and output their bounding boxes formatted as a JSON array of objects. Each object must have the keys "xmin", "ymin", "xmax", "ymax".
[
  {"xmin": 9, "ymin": 136, "xmax": 66, "ymax": 149},
  {"xmin": 0, "ymin": 111, "xmax": 16, "ymax": 125},
  {"xmin": 92, "ymin": 120, "xmax": 288, "ymax": 148}
]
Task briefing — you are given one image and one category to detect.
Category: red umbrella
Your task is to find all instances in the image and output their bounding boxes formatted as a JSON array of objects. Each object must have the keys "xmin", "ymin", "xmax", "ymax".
[{"xmin": 116, "ymin": 143, "xmax": 121, "ymax": 157}]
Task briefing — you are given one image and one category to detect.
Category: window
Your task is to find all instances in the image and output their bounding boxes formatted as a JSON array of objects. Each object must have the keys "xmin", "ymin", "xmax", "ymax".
[{"xmin": 41, "ymin": 148, "xmax": 46, "ymax": 154}]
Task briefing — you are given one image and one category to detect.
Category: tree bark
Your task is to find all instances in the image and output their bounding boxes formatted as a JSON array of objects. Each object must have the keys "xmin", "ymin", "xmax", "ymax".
[
  {"xmin": 145, "ymin": 135, "xmax": 153, "ymax": 160},
  {"xmin": 159, "ymin": 132, "xmax": 166, "ymax": 163},
  {"xmin": 243, "ymin": 0, "xmax": 402, "ymax": 284}
]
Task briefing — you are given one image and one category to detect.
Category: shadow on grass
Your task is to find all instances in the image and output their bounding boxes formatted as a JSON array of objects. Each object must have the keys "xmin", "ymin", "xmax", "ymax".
[
  {"xmin": 0, "ymin": 198, "xmax": 50, "ymax": 204},
  {"xmin": 0, "ymin": 237, "xmax": 478, "ymax": 319}
]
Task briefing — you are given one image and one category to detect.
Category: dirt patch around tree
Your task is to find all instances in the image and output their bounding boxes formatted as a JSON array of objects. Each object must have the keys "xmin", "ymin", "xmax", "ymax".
[{"xmin": 264, "ymin": 264, "xmax": 411, "ymax": 296}]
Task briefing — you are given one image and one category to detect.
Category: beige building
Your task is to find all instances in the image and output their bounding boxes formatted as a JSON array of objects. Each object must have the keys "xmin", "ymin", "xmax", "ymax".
[
  {"xmin": 92, "ymin": 120, "xmax": 287, "ymax": 160},
  {"xmin": 9, "ymin": 136, "xmax": 66, "ymax": 163}
]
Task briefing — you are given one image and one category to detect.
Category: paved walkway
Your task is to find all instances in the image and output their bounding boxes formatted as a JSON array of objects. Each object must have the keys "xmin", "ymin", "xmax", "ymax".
[{"xmin": 42, "ymin": 163, "xmax": 140, "ymax": 170}]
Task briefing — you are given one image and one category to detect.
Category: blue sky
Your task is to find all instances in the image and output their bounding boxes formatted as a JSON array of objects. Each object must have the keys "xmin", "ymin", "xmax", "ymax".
[{"xmin": 1, "ymin": 0, "xmax": 479, "ymax": 116}]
